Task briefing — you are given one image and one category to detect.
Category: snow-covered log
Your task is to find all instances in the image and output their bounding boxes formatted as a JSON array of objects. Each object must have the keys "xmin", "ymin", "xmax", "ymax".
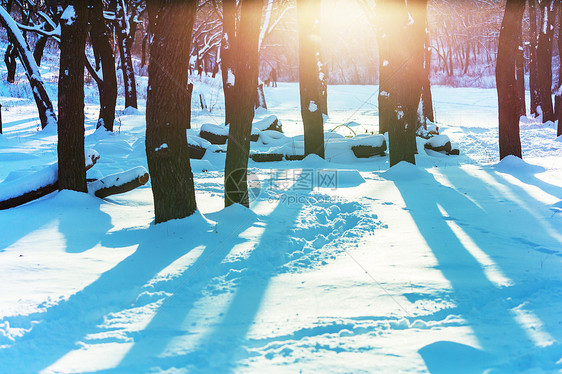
[
  {"xmin": 88, "ymin": 166, "xmax": 149, "ymax": 198},
  {"xmin": 0, "ymin": 150, "xmax": 99, "ymax": 210},
  {"xmin": 253, "ymin": 115, "xmax": 282, "ymax": 132},
  {"xmin": 0, "ymin": 6, "xmax": 57, "ymax": 130},
  {"xmin": 200, "ymin": 123, "xmax": 229, "ymax": 144}
]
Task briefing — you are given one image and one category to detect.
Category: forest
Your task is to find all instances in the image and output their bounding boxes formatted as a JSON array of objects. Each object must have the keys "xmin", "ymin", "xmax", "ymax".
[{"xmin": 0, "ymin": 0, "xmax": 561, "ymax": 373}]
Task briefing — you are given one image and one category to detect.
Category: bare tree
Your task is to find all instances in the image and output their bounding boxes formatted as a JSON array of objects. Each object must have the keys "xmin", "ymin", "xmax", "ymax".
[
  {"xmin": 496, "ymin": 0, "xmax": 524, "ymax": 159},
  {"xmin": 58, "ymin": 1, "xmax": 88, "ymax": 192},
  {"xmin": 90, "ymin": 0, "xmax": 118, "ymax": 131},
  {"xmin": 536, "ymin": 0, "xmax": 555, "ymax": 122},
  {"xmin": 223, "ymin": 0, "xmax": 262, "ymax": 207},
  {"xmin": 297, "ymin": 0, "xmax": 326, "ymax": 158},
  {"xmin": 145, "ymin": 1, "xmax": 198, "ymax": 223},
  {"xmin": 0, "ymin": 4, "xmax": 57, "ymax": 130}
]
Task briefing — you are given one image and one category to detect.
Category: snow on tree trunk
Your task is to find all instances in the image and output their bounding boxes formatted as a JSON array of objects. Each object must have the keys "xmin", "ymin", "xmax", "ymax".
[
  {"xmin": 297, "ymin": 0, "xmax": 325, "ymax": 158},
  {"xmin": 224, "ymin": 0, "xmax": 262, "ymax": 208},
  {"xmin": 115, "ymin": 0, "xmax": 137, "ymax": 109},
  {"xmin": 0, "ymin": 6, "xmax": 57, "ymax": 130},
  {"xmin": 58, "ymin": 2, "xmax": 88, "ymax": 192},
  {"xmin": 496, "ymin": 0, "xmax": 524, "ymax": 159},
  {"xmin": 536, "ymin": 0, "xmax": 555, "ymax": 123},
  {"xmin": 145, "ymin": 1, "xmax": 197, "ymax": 223},
  {"xmin": 90, "ymin": 0, "xmax": 117, "ymax": 132}
]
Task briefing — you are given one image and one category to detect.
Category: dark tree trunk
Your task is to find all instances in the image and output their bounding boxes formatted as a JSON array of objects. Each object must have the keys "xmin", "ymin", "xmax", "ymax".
[
  {"xmin": 377, "ymin": 1, "xmax": 392, "ymax": 134},
  {"xmin": 536, "ymin": 0, "xmax": 555, "ymax": 122},
  {"xmin": 515, "ymin": 31, "xmax": 526, "ymax": 117},
  {"xmin": 409, "ymin": 0, "xmax": 430, "ymax": 131},
  {"xmin": 422, "ymin": 24, "xmax": 434, "ymax": 123},
  {"xmin": 256, "ymin": 82, "xmax": 267, "ymax": 109},
  {"xmin": 297, "ymin": 0, "xmax": 325, "ymax": 158},
  {"xmin": 4, "ymin": 44, "xmax": 16, "ymax": 83},
  {"xmin": 224, "ymin": 0, "xmax": 262, "ymax": 207},
  {"xmin": 58, "ymin": 2, "xmax": 88, "ymax": 192},
  {"xmin": 115, "ymin": 0, "xmax": 137, "ymax": 109},
  {"xmin": 0, "ymin": 6, "xmax": 57, "ymax": 130},
  {"xmin": 496, "ymin": 0, "xmax": 525, "ymax": 159},
  {"xmin": 221, "ymin": 0, "xmax": 236, "ymax": 126},
  {"xmin": 378, "ymin": 0, "xmax": 424, "ymax": 166},
  {"xmin": 90, "ymin": 0, "xmax": 117, "ymax": 132},
  {"xmin": 145, "ymin": 1, "xmax": 198, "ymax": 223},
  {"xmin": 529, "ymin": 0, "xmax": 540, "ymax": 116},
  {"xmin": 33, "ymin": 35, "xmax": 48, "ymax": 66},
  {"xmin": 555, "ymin": 1, "xmax": 562, "ymax": 119}
]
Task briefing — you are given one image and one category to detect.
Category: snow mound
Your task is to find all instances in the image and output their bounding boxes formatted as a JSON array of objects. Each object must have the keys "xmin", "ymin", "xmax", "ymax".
[
  {"xmin": 494, "ymin": 155, "xmax": 545, "ymax": 174},
  {"xmin": 556, "ymin": 135, "xmax": 562, "ymax": 142},
  {"xmin": 426, "ymin": 134, "xmax": 451, "ymax": 148},
  {"xmin": 207, "ymin": 203, "xmax": 259, "ymax": 226},
  {"xmin": 301, "ymin": 154, "xmax": 329, "ymax": 168},
  {"xmin": 381, "ymin": 161, "xmax": 426, "ymax": 181},
  {"xmin": 332, "ymin": 170, "xmax": 365, "ymax": 187},
  {"xmin": 551, "ymin": 200, "xmax": 562, "ymax": 213}
]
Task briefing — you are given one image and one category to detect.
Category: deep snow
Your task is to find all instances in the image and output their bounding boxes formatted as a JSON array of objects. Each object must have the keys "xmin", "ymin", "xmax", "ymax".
[{"xmin": 1, "ymin": 59, "xmax": 562, "ymax": 373}]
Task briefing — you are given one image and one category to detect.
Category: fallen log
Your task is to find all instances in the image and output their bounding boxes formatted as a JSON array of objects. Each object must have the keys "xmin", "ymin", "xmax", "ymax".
[
  {"xmin": 0, "ymin": 150, "xmax": 100, "ymax": 210},
  {"xmin": 88, "ymin": 166, "xmax": 149, "ymax": 198}
]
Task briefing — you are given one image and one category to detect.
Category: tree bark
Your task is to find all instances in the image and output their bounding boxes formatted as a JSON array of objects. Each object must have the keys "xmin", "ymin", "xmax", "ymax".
[
  {"xmin": 496, "ymin": 0, "xmax": 525, "ymax": 159},
  {"xmin": 422, "ymin": 17, "xmax": 434, "ymax": 123},
  {"xmin": 529, "ymin": 0, "xmax": 540, "ymax": 116},
  {"xmin": 515, "ymin": 31, "xmax": 526, "ymax": 117},
  {"xmin": 298, "ymin": 0, "xmax": 325, "ymax": 158},
  {"xmin": 224, "ymin": 0, "xmax": 262, "ymax": 207},
  {"xmin": 58, "ymin": 2, "xmax": 88, "ymax": 192},
  {"xmin": 115, "ymin": 0, "xmax": 137, "ymax": 109},
  {"xmin": 378, "ymin": 0, "xmax": 423, "ymax": 166},
  {"xmin": 536, "ymin": 0, "xmax": 555, "ymax": 122},
  {"xmin": 145, "ymin": 1, "xmax": 198, "ymax": 223},
  {"xmin": 90, "ymin": 0, "xmax": 117, "ymax": 132},
  {"xmin": 0, "ymin": 6, "xmax": 57, "ymax": 130},
  {"xmin": 221, "ymin": 0, "xmax": 236, "ymax": 126}
]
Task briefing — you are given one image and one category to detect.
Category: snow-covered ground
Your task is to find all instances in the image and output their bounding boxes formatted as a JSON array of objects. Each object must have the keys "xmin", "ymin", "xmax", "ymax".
[{"xmin": 1, "ymin": 61, "xmax": 562, "ymax": 373}]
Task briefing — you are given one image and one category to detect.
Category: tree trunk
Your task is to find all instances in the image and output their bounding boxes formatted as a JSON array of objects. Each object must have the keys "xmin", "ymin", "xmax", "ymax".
[
  {"xmin": 536, "ymin": 0, "xmax": 555, "ymax": 122},
  {"xmin": 377, "ymin": 1, "xmax": 392, "ymax": 134},
  {"xmin": 422, "ymin": 22, "xmax": 434, "ymax": 123},
  {"xmin": 90, "ymin": 0, "xmax": 117, "ymax": 132},
  {"xmin": 33, "ymin": 35, "xmax": 48, "ymax": 66},
  {"xmin": 298, "ymin": 0, "xmax": 325, "ymax": 158},
  {"xmin": 0, "ymin": 6, "xmax": 57, "ymax": 130},
  {"xmin": 529, "ymin": 0, "xmax": 540, "ymax": 116},
  {"xmin": 515, "ymin": 30, "xmax": 526, "ymax": 117},
  {"xmin": 115, "ymin": 0, "xmax": 137, "ymax": 109},
  {"xmin": 58, "ymin": 2, "xmax": 88, "ymax": 192},
  {"xmin": 409, "ymin": 0, "xmax": 430, "ymax": 132},
  {"xmin": 4, "ymin": 44, "xmax": 16, "ymax": 83},
  {"xmin": 496, "ymin": 0, "xmax": 525, "ymax": 159},
  {"xmin": 221, "ymin": 0, "xmax": 236, "ymax": 126},
  {"xmin": 145, "ymin": 1, "xmax": 198, "ymax": 223},
  {"xmin": 224, "ymin": 0, "xmax": 262, "ymax": 207},
  {"xmin": 378, "ymin": 0, "xmax": 423, "ymax": 166}
]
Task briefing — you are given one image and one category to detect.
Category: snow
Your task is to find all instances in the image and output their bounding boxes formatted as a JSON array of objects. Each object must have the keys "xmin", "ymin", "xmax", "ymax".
[
  {"xmin": 87, "ymin": 166, "xmax": 148, "ymax": 194},
  {"xmin": 309, "ymin": 100, "xmax": 318, "ymax": 112},
  {"xmin": 60, "ymin": 5, "xmax": 77, "ymax": 26},
  {"xmin": 1, "ymin": 52, "xmax": 562, "ymax": 373},
  {"xmin": 154, "ymin": 143, "xmax": 168, "ymax": 152}
]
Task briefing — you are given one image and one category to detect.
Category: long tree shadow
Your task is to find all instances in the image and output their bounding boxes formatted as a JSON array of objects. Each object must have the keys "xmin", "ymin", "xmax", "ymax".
[
  {"xmin": 0, "ymin": 208, "xmax": 256, "ymax": 373},
  {"xmin": 388, "ymin": 165, "xmax": 558, "ymax": 372},
  {"xmin": 113, "ymin": 172, "xmax": 315, "ymax": 373}
]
